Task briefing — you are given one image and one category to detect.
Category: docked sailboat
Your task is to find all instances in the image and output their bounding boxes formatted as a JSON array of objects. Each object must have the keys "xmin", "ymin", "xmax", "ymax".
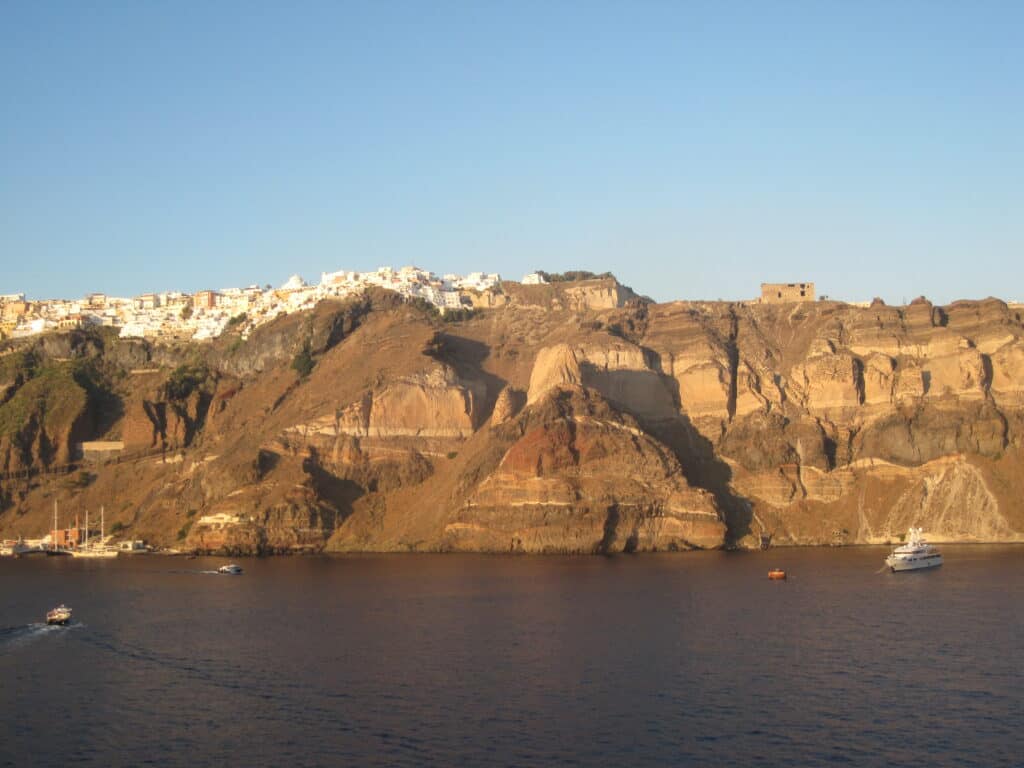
[
  {"xmin": 71, "ymin": 507, "xmax": 119, "ymax": 559},
  {"xmin": 885, "ymin": 527, "xmax": 942, "ymax": 572},
  {"xmin": 47, "ymin": 500, "xmax": 72, "ymax": 555}
]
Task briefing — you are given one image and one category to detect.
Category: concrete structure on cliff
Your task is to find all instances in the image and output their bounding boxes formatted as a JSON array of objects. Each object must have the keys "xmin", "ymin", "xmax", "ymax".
[
  {"xmin": 760, "ymin": 282, "xmax": 815, "ymax": 303},
  {"xmin": 76, "ymin": 441, "xmax": 125, "ymax": 462}
]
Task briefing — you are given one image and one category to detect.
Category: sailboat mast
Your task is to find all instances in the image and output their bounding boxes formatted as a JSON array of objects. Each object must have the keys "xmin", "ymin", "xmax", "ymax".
[{"xmin": 53, "ymin": 500, "xmax": 58, "ymax": 551}]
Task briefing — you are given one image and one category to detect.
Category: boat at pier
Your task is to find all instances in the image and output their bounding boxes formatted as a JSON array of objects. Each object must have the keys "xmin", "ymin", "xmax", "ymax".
[
  {"xmin": 72, "ymin": 546, "xmax": 119, "ymax": 559},
  {"xmin": 71, "ymin": 506, "xmax": 119, "ymax": 559},
  {"xmin": 47, "ymin": 500, "xmax": 75, "ymax": 555},
  {"xmin": 2, "ymin": 538, "xmax": 46, "ymax": 557},
  {"xmin": 885, "ymin": 528, "xmax": 943, "ymax": 572}
]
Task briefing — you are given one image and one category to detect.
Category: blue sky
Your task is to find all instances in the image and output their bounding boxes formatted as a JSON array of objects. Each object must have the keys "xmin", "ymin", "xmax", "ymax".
[{"xmin": 2, "ymin": 1, "xmax": 1021, "ymax": 304}]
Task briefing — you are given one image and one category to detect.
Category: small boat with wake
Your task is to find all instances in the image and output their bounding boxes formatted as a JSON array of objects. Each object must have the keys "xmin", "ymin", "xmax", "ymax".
[
  {"xmin": 218, "ymin": 564, "xmax": 243, "ymax": 575},
  {"xmin": 885, "ymin": 527, "xmax": 943, "ymax": 572},
  {"xmin": 46, "ymin": 605, "xmax": 72, "ymax": 626}
]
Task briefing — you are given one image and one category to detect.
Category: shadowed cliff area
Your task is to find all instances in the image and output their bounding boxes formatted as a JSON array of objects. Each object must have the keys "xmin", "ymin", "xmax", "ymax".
[{"xmin": 3, "ymin": 282, "xmax": 1024, "ymax": 554}]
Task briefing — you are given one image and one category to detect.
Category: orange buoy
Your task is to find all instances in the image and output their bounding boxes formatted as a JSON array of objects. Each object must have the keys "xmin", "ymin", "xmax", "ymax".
[{"xmin": 767, "ymin": 568, "xmax": 787, "ymax": 580}]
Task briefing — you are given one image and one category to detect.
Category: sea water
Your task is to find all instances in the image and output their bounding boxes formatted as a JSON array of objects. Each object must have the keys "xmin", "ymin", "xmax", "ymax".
[{"xmin": 1, "ymin": 547, "xmax": 1022, "ymax": 766}]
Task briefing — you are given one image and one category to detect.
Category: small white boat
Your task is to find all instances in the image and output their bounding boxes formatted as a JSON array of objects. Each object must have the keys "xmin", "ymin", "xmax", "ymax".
[
  {"xmin": 218, "ymin": 564, "xmax": 243, "ymax": 575},
  {"xmin": 886, "ymin": 527, "xmax": 943, "ymax": 572},
  {"xmin": 46, "ymin": 605, "xmax": 72, "ymax": 625}
]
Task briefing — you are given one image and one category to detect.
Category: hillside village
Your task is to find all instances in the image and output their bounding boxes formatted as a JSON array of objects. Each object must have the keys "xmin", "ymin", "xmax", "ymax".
[{"xmin": 0, "ymin": 266, "xmax": 523, "ymax": 343}]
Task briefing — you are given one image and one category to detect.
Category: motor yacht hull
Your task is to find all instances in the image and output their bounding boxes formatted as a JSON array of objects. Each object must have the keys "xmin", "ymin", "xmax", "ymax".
[
  {"xmin": 886, "ymin": 554, "xmax": 943, "ymax": 572},
  {"xmin": 71, "ymin": 547, "xmax": 119, "ymax": 558},
  {"xmin": 885, "ymin": 527, "xmax": 943, "ymax": 572}
]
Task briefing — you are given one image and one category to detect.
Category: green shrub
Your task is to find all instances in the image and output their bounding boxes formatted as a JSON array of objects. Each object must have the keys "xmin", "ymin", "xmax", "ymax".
[
  {"xmin": 408, "ymin": 297, "xmax": 441, "ymax": 318},
  {"xmin": 291, "ymin": 343, "xmax": 315, "ymax": 379},
  {"xmin": 0, "ymin": 361, "xmax": 88, "ymax": 438},
  {"xmin": 164, "ymin": 364, "xmax": 209, "ymax": 401},
  {"xmin": 536, "ymin": 270, "xmax": 614, "ymax": 283},
  {"xmin": 441, "ymin": 308, "xmax": 477, "ymax": 323}
]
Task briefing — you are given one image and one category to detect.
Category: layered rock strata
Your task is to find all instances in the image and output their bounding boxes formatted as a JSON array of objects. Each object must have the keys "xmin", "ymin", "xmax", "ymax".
[{"xmin": 2, "ymin": 289, "xmax": 1024, "ymax": 554}]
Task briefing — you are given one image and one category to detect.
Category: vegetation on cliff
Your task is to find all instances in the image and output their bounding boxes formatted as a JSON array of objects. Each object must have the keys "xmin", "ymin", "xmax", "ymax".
[{"xmin": 535, "ymin": 270, "xmax": 615, "ymax": 282}]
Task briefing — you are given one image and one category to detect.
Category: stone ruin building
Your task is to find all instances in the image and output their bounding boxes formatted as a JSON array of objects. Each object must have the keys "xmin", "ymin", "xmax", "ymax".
[{"xmin": 760, "ymin": 282, "xmax": 815, "ymax": 303}]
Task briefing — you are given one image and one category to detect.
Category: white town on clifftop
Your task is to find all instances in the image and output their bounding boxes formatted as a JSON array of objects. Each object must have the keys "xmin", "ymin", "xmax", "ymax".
[{"xmin": 0, "ymin": 267, "xmax": 545, "ymax": 343}]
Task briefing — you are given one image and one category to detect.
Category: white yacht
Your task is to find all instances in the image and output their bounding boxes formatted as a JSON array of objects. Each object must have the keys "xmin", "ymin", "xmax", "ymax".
[
  {"xmin": 218, "ymin": 564, "xmax": 243, "ymax": 575},
  {"xmin": 885, "ymin": 528, "xmax": 943, "ymax": 572},
  {"xmin": 72, "ymin": 544, "xmax": 119, "ymax": 559}
]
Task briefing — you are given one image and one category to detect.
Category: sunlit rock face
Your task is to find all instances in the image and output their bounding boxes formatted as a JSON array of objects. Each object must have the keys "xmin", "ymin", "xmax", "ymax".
[
  {"xmin": 3, "ymin": 288, "xmax": 1024, "ymax": 553},
  {"xmin": 527, "ymin": 342, "xmax": 676, "ymax": 421},
  {"xmin": 450, "ymin": 388, "xmax": 726, "ymax": 553}
]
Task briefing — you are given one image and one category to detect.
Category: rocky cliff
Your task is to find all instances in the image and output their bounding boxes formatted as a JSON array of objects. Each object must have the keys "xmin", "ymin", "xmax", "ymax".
[{"xmin": 2, "ymin": 283, "xmax": 1023, "ymax": 553}]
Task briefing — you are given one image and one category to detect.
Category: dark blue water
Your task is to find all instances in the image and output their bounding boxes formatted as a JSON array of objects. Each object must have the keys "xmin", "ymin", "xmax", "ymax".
[{"xmin": 1, "ymin": 547, "xmax": 1022, "ymax": 766}]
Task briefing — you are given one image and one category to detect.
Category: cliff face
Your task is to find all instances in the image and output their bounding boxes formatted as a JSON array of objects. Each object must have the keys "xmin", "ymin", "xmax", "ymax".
[
  {"xmin": 448, "ymin": 388, "xmax": 724, "ymax": 553},
  {"xmin": 637, "ymin": 297, "xmax": 1024, "ymax": 546},
  {"xmin": 2, "ymin": 287, "xmax": 1023, "ymax": 553},
  {"xmin": 0, "ymin": 348, "xmax": 114, "ymax": 473}
]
